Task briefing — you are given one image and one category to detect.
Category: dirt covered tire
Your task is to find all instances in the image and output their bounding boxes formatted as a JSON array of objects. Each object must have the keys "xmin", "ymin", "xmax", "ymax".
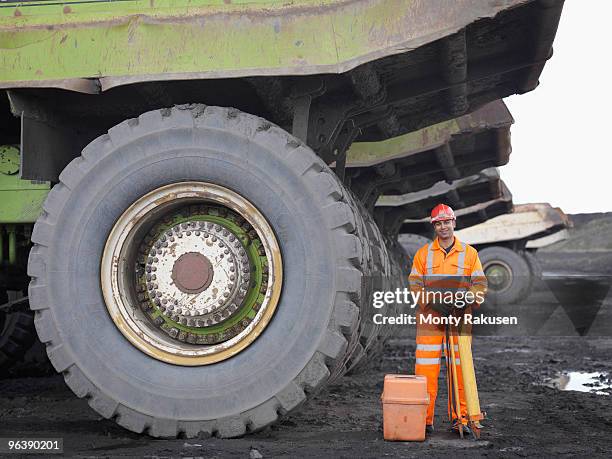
[
  {"xmin": 479, "ymin": 246, "xmax": 532, "ymax": 305},
  {"xmin": 0, "ymin": 293, "xmax": 36, "ymax": 373},
  {"xmin": 27, "ymin": 105, "xmax": 371, "ymax": 438}
]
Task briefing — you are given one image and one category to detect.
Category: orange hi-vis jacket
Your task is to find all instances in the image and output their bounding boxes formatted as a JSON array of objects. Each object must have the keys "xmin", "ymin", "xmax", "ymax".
[
  {"xmin": 409, "ymin": 236, "xmax": 487, "ymax": 312},
  {"xmin": 408, "ymin": 237, "xmax": 487, "ymax": 426}
]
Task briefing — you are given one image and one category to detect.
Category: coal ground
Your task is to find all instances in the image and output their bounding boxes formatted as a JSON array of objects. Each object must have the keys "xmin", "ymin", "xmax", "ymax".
[{"xmin": 1, "ymin": 219, "xmax": 611, "ymax": 457}]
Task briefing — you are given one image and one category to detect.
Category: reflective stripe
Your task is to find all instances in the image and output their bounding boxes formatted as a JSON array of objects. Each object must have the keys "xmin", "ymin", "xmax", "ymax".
[
  {"xmin": 443, "ymin": 357, "xmax": 461, "ymax": 365},
  {"xmin": 426, "ymin": 244, "xmax": 434, "ymax": 275},
  {"xmin": 456, "ymin": 244, "xmax": 465, "ymax": 275},
  {"xmin": 417, "ymin": 344, "xmax": 442, "ymax": 351},
  {"xmin": 423, "ymin": 274, "xmax": 467, "ymax": 278},
  {"xmin": 416, "ymin": 357, "xmax": 440, "ymax": 365},
  {"xmin": 471, "ymin": 270, "xmax": 485, "ymax": 277},
  {"xmin": 410, "ymin": 269, "xmax": 422, "ymax": 275}
]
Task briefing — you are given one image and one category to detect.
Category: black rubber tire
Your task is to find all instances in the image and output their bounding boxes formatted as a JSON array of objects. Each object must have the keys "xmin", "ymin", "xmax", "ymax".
[
  {"xmin": 398, "ymin": 233, "xmax": 431, "ymax": 261},
  {"xmin": 0, "ymin": 293, "xmax": 37, "ymax": 373},
  {"xmin": 523, "ymin": 249, "xmax": 544, "ymax": 292},
  {"xmin": 346, "ymin": 234, "xmax": 410, "ymax": 374},
  {"xmin": 327, "ymin": 201, "xmax": 388, "ymax": 378},
  {"xmin": 28, "ymin": 105, "xmax": 379, "ymax": 438},
  {"xmin": 478, "ymin": 246, "xmax": 532, "ymax": 305}
]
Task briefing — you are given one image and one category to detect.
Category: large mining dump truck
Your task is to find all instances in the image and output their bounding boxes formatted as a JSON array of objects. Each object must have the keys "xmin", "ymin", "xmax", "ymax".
[{"xmin": 0, "ymin": 0, "xmax": 563, "ymax": 438}]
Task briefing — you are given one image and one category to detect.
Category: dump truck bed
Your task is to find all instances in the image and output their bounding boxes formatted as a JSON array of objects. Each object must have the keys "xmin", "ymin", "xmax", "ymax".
[
  {"xmin": 0, "ymin": 0, "xmax": 562, "ymax": 92},
  {"xmin": 455, "ymin": 203, "xmax": 570, "ymax": 245},
  {"xmin": 345, "ymin": 100, "xmax": 513, "ymax": 210},
  {"xmin": 398, "ymin": 177, "xmax": 513, "ymax": 236}
]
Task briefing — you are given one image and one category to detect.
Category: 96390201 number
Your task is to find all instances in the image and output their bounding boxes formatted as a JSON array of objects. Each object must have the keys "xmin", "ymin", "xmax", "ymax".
[{"xmin": 1, "ymin": 438, "xmax": 63, "ymax": 454}]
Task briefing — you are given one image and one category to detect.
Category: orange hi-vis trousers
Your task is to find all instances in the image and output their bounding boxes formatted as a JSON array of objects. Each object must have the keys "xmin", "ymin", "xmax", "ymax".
[
  {"xmin": 415, "ymin": 318, "xmax": 468, "ymax": 426},
  {"xmin": 409, "ymin": 237, "xmax": 487, "ymax": 426}
]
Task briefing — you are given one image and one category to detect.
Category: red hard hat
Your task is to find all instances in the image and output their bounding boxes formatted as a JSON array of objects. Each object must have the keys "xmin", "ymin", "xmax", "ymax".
[{"xmin": 430, "ymin": 204, "xmax": 455, "ymax": 223}]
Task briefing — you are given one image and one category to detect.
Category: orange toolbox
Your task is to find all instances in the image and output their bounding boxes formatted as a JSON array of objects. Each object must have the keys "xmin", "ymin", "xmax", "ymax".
[{"xmin": 381, "ymin": 375, "xmax": 429, "ymax": 441}]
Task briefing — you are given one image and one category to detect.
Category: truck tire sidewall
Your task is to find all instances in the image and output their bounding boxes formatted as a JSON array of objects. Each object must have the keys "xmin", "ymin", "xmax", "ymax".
[
  {"xmin": 479, "ymin": 246, "xmax": 532, "ymax": 305},
  {"xmin": 34, "ymin": 109, "xmax": 348, "ymax": 421}
]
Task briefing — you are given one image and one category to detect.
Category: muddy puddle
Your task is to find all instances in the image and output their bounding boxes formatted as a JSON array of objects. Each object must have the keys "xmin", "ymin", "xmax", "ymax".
[{"xmin": 545, "ymin": 371, "xmax": 611, "ymax": 395}]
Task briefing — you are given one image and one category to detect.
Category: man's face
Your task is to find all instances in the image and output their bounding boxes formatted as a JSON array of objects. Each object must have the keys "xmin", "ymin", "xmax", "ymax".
[{"xmin": 433, "ymin": 218, "xmax": 455, "ymax": 240}]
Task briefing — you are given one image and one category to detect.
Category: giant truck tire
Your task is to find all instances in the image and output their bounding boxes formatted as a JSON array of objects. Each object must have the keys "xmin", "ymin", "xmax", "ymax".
[
  {"xmin": 523, "ymin": 250, "xmax": 544, "ymax": 291},
  {"xmin": 26, "ymin": 104, "xmax": 388, "ymax": 438},
  {"xmin": 0, "ymin": 293, "xmax": 36, "ymax": 373},
  {"xmin": 346, "ymin": 235, "xmax": 410, "ymax": 373},
  {"xmin": 398, "ymin": 233, "xmax": 431, "ymax": 261},
  {"xmin": 478, "ymin": 246, "xmax": 532, "ymax": 305}
]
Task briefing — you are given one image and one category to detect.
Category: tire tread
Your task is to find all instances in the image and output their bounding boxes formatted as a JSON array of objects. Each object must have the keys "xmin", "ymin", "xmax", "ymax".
[{"xmin": 27, "ymin": 104, "xmax": 376, "ymax": 438}]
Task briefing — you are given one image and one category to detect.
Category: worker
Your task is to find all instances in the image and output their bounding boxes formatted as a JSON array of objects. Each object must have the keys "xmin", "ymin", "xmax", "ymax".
[{"xmin": 408, "ymin": 204, "xmax": 487, "ymax": 435}]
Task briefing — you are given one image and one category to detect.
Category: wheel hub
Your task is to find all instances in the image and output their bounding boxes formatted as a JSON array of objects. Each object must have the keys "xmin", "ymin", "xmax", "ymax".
[
  {"xmin": 101, "ymin": 182, "xmax": 282, "ymax": 365},
  {"xmin": 171, "ymin": 252, "xmax": 213, "ymax": 294},
  {"xmin": 140, "ymin": 217, "xmax": 253, "ymax": 335},
  {"xmin": 484, "ymin": 262, "xmax": 512, "ymax": 292}
]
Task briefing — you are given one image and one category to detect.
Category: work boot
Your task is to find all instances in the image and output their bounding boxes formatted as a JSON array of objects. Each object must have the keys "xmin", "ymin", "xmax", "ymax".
[{"xmin": 426, "ymin": 424, "xmax": 434, "ymax": 434}]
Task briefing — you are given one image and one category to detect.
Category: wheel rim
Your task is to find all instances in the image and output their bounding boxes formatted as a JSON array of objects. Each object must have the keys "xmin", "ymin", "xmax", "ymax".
[
  {"xmin": 101, "ymin": 182, "xmax": 282, "ymax": 365},
  {"xmin": 484, "ymin": 260, "xmax": 513, "ymax": 293}
]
